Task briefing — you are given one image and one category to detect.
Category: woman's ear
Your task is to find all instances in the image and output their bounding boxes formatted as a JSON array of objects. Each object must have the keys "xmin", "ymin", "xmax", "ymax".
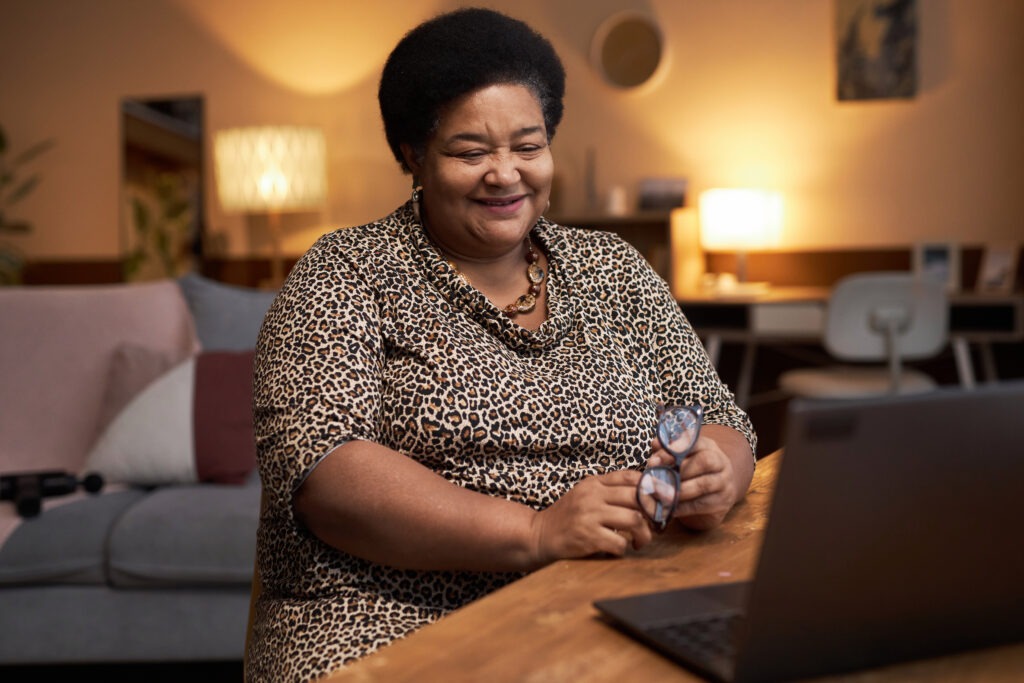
[{"xmin": 400, "ymin": 143, "xmax": 421, "ymax": 177}]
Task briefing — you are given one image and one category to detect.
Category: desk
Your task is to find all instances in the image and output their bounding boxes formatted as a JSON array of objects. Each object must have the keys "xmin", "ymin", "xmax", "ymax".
[
  {"xmin": 678, "ymin": 287, "xmax": 1024, "ymax": 408},
  {"xmin": 323, "ymin": 454, "xmax": 1024, "ymax": 682}
]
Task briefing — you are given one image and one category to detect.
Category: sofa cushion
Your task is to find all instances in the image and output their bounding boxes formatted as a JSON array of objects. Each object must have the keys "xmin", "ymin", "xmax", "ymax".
[
  {"xmin": 0, "ymin": 490, "xmax": 148, "ymax": 586},
  {"xmin": 96, "ymin": 343, "xmax": 184, "ymax": 434},
  {"xmin": 107, "ymin": 478, "xmax": 260, "ymax": 588},
  {"xmin": 83, "ymin": 351, "xmax": 257, "ymax": 487},
  {"xmin": 0, "ymin": 281, "xmax": 200, "ymax": 475},
  {"xmin": 177, "ymin": 273, "xmax": 276, "ymax": 350}
]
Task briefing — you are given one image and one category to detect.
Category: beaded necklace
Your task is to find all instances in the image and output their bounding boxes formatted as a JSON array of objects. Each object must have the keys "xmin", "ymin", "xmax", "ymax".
[{"xmin": 444, "ymin": 237, "xmax": 546, "ymax": 317}]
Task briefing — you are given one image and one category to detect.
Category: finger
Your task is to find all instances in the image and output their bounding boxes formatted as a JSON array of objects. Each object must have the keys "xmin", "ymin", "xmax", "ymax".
[
  {"xmin": 677, "ymin": 443, "xmax": 727, "ymax": 479},
  {"xmin": 599, "ymin": 527, "xmax": 632, "ymax": 556},
  {"xmin": 647, "ymin": 451, "xmax": 675, "ymax": 468},
  {"xmin": 605, "ymin": 509, "xmax": 653, "ymax": 552},
  {"xmin": 673, "ymin": 492, "xmax": 731, "ymax": 523},
  {"xmin": 674, "ymin": 474, "xmax": 734, "ymax": 519},
  {"xmin": 598, "ymin": 469, "xmax": 643, "ymax": 487},
  {"xmin": 677, "ymin": 470, "xmax": 722, "ymax": 502},
  {"xmin": 628, "ymin": 515, "xmax": 653, "ymax": 549}
]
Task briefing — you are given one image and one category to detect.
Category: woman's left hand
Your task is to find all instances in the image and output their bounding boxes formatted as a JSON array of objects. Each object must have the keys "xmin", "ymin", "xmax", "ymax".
[{"xmin": 647, "ymin": 424, "xmax": 753, "ymax": 530}]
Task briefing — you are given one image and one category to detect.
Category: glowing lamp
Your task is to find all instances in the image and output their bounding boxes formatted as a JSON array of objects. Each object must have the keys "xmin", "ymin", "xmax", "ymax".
[
  {"xmin": 699, "ymin": 188, "xmax": 782, "ymax": 291},
  {"xmin": 214, "ymin": 126, "xmax": 327, "ymax": 284}
]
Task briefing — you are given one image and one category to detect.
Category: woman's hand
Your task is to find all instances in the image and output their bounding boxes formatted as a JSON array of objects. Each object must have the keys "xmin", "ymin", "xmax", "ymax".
[
  {"xmin": 528, "ymin": 470, "xmax": 653, "ymax": 565},
  {"xmin": 647, "ymin": 424, "xmax": 754, "ymax": 531}
]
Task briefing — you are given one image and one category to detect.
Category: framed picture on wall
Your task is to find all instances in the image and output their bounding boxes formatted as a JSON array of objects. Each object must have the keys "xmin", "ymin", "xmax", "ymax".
[
  {"xmin": 975, "ymin": 243, "xmax": 1019, "ymax": 293},
  {"xmin": 913, "ymin": 241, "xmax": 959, "ymax": 292},
  {"xmin": 836, "ymin": 0, "xmax": 918, "ymax": 101}
]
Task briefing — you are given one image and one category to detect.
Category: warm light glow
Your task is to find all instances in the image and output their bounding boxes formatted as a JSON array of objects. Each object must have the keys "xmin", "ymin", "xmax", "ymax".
[
  {"xmin": 669, "ymin": 207, "xmax": 705, "ymax": 297},
  {"xmin": 173, "ymin": 0, "xmax": 440, "ymax": 94},
  {"xmin": 699, "ymin": 189, "xmax": 783, "ymax": 252},
  {"xmin": 214, "ymin": 126, "xmax": 327, "ymax": 213}
]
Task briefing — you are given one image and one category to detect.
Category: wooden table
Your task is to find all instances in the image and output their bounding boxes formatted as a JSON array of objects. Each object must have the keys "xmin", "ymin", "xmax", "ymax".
[{"xmin": 324, "ymin": 453, "xmax": 1024, "ymax": 682}]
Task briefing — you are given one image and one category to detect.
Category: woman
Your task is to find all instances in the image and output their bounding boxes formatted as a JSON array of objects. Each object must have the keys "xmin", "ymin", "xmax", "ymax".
[{"xmin": 247, "ymin": 8, "xmax": 756, "ymax": 682}]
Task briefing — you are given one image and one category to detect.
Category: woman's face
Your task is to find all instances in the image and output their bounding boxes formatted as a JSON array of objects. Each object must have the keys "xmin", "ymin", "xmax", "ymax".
[{"xmin": 404, "ymin": 83, "xmax": 554, "ymax": 261}]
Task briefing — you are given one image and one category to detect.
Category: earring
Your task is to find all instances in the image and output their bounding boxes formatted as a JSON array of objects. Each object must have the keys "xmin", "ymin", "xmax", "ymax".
[{"xmin": 411, "ymin": 182, "xmax": 423, "ymax": 221}]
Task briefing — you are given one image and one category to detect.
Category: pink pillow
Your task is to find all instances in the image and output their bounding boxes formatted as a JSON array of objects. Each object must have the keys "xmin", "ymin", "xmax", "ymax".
[{"xmin": 83, "ymin": 351, "xmax": 256, "ymax": 486}]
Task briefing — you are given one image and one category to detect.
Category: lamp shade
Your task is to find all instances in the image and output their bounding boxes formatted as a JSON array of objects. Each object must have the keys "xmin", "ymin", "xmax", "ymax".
[
  {"xmin": 214, "ymin": 126, "xmax": 327, "ymax": 213},
  {"xmin": 698, "ymin": 188, "xmax": 782, "ymax": 251}
]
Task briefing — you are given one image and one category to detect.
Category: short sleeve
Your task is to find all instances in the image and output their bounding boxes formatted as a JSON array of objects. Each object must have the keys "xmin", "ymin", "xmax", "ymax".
[{"xmin": 252, "ymin": 235, "xmax": 384, "ymax": 513}]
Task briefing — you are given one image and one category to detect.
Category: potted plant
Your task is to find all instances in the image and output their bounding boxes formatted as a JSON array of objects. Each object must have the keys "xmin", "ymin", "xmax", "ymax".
[
  {"xmin": 122, "ymin": 170, "xmax": 196, "ymax": 281},
  {"xmin": 0, "ymin": 124, "xmax": 55, "ymax": 284}
]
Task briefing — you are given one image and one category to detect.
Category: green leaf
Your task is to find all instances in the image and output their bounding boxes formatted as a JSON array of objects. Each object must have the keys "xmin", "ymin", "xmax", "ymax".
[
  {"xmin": 4, "ymin": 175, "xmax": 41, "ymax": 205},
  {"xmin": 123, "ymin": 249, "xmax": 146, "ymax": 278},
  {"xmin": 0, "ymin": 220, "xmax": 33, "ymax": 234},
  {"xmin": 132, "ymin": 197, "xmax": 150, "ymax": 232},
  {"xmin": 165, "ymin": 200, "xmax": 190, "ymax": 220},
  {"xmin": 12, "ymin": 138, "xmax": 56, "ymax": 166}
]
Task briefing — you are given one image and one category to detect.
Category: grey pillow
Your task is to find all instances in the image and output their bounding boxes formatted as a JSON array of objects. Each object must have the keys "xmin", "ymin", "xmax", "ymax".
[{"xmin": 177, "ymin": 273, "xmax": 276, "ymax": 351}]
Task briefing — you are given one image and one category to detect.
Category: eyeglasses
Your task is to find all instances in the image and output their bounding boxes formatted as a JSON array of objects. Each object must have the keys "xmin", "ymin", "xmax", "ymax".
[{"xmin": 636, "ymin": 404, "xmax": 703, "ymax": 532}]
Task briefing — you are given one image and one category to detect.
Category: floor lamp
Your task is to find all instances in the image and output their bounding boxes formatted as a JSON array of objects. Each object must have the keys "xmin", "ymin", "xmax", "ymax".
[
  {"xmin": 214, "ymin": 126, "xmax": 327, "ymax": 287},
  {"xmin": 698, "ymin": 188, "xmax": 782, "ymax": 294}
]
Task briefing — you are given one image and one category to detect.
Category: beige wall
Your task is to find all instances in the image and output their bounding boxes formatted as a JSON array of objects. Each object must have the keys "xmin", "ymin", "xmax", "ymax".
[{"xmin": 1, "ymin": 0, "xmax": 1021, "ymax": 261}]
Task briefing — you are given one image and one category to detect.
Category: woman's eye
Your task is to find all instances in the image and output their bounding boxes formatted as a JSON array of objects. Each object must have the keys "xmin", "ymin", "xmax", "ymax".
[{"xmin": 516, "ymin": 143, "xmax": 547, "ymax": 156}]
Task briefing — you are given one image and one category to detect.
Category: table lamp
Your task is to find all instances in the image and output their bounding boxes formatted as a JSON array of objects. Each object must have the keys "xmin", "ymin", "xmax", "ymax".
[
  {"xmin": 698, "ymin": 188, "xmax": 782, "ymax": 294},
  {"xmin": 214, "ymin": 125, "xmax": 327, "ymax": 286}
]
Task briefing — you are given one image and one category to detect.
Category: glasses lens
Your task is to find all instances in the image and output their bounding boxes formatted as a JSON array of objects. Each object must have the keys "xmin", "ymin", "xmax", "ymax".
[
  {"xmin": 637, "ymin": 467, "xmax": 679, "ymax": 528},
  {"xmin": 658, "ymin": 405, "xmax": 702, "ymax": 459}
]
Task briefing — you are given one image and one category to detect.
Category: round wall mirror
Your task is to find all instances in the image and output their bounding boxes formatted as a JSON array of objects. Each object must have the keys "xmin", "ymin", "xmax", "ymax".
[{"xmin": 591, "ymin": 12, "xmax": 664, "ymax": 89}]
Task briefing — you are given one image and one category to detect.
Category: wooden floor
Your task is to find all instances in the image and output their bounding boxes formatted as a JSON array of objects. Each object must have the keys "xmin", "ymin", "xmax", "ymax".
[{"xmin": 0, "ymin": 661, "xmax": 242, "ymax": 681}]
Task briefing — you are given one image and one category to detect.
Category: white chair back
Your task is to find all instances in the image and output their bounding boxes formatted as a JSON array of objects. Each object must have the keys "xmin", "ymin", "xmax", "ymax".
[
  {"xmin": 825, "ymin": 272, "xmax": 947, "ymax": 361},
  {"xmin": 778, "ymin": 272, "xmax": 949, "ymax": 398}
]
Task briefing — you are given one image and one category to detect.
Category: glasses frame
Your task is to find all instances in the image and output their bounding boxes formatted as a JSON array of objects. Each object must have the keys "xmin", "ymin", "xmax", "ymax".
[{"xmin": 636, "ymin": 404, "xmax": 703, "ymax": 532}]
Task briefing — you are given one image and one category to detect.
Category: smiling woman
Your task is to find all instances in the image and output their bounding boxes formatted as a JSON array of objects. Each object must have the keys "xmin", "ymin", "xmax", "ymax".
[
  {"xmin": 402, "ymin": 83, "xmax": 554, "ymax": 328},
  {"xmin": 246, "ymin": 8, "xmax": 755, "ymax": 682}
]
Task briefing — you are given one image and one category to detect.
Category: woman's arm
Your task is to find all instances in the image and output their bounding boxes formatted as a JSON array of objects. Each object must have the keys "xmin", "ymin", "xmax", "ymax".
[{"xmin": 294, "ymin": 439, "xmax": 653, "ymax": 573}]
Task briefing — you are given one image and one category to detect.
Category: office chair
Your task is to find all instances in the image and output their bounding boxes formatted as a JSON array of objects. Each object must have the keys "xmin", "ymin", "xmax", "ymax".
[{"xmin": 778, "ymin": 272, "xmax": 948, "ymax": 399}]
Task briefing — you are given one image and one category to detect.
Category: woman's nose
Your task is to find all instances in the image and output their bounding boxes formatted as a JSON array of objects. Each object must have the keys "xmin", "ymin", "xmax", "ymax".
[{"xmin": 485, "ymin": 152, "xmax": 520, "ymax": 186}]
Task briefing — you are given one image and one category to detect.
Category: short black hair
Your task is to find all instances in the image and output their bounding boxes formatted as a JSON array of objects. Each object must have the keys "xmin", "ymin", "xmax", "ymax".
[{"xmin": 378, "ymin": 7, "xmax": 566, "ymax": 174}]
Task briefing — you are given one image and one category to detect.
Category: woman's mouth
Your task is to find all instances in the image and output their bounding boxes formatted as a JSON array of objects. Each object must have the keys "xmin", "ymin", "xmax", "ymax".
[
  {"xmin": 478, "ymin": 195, "xmax": 524, "ymax": 207},
  {"xmin": 476, "ymin": 195, "xmax": 527, "ymax": 213}
]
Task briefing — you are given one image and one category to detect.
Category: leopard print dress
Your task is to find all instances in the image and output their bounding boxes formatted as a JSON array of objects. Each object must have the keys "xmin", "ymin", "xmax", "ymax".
[{"xmin": 246, "ymin": 201, "xmax": 756, "ymax": 682}]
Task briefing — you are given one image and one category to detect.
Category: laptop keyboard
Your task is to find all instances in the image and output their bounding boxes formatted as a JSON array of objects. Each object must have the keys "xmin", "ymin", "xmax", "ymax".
[{"xmin": 648, "ymin": 613, "xmax": 744, "ymax": 663}]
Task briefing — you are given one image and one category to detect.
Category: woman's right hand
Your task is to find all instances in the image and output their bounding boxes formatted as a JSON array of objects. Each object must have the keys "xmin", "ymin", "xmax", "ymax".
[{"xmin": 528, "ymin": 469, "xmax": 653, "ymax": 565}]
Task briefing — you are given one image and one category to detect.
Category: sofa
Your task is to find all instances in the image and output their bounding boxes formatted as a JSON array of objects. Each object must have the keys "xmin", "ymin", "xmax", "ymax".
[{"xmin": 0, "ymin": 273, "xmax": 276, "ymax": 665}]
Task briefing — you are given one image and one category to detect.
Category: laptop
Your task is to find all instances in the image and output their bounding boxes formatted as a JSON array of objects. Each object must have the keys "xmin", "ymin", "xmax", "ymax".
[{"xmin": 594, "ymin": 380, "xmax": 1024, "ymax": 682}]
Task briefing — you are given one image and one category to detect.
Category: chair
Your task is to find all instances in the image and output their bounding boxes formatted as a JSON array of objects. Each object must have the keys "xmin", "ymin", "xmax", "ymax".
[
  {"xmin": 243, "ymin": 491, "xmax": 266, "ymax": 681},
  {"xmin": 778, "ymin": 272, "xmax": 948, "ymax": 399}
]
